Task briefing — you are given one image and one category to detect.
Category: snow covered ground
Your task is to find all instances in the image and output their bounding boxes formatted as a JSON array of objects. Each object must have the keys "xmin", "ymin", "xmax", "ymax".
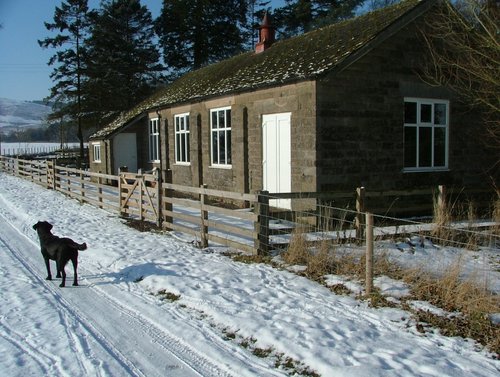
[{"xmin": 0, "ymin": 172, "xmax": 499, "ymax": 377}]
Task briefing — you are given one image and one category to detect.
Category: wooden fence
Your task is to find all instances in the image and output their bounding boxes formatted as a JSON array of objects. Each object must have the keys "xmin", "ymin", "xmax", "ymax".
[
  {"xmin": 1, "ymin": 156, "xmax": 496, "ymax": 255},
  {"xmin": 0, "ymin": 157, "xmax": 265, "ymax": 253}
]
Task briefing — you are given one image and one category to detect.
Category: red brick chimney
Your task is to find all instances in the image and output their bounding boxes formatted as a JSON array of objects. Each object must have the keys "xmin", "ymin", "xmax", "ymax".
[{"xmin": 255, "ymin": 12, "xmax": 275, "ymax": 54}]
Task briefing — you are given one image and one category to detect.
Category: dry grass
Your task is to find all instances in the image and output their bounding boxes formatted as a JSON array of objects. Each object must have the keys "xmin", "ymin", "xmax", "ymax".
[
  {"xmin": 282, "ymin": 230, "xmax": 310, "ymax": 266},
  {"xmin": 283, "ymin": 231, "xmax": 400, "ymax": 281},
  {"xmin": 402, "ymin": 260, "xmax": 500, "ymax": 355},
  {"xmin": 270, "ymin": 195, "xmax": 500, "ymax": 355},
  {"xmin": 431, "ymin": 195, "xmax": 497, "ymax": 249},
  {"xmin": 403, "ymin": 260, "xmax": 499, "ymax": 318},
  {"xmin": 282, "ymin": 229, "xmax": 499, "ymax": 356}
]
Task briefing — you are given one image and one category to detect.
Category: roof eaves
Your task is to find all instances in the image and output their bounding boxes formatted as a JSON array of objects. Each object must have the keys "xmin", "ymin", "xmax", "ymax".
[{"xmin": 89, "ymin": 112, "xmax": 147, "ymax": 140}]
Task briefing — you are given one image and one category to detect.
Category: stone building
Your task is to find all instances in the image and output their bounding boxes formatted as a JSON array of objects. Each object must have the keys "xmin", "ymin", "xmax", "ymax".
[{"xmin": 88, "ymin": 0, "xmax": 496, "ymax": 211}]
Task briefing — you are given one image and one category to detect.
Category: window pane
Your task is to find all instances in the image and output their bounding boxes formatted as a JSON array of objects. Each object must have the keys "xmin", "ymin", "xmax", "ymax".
[
  {"xmin": 218, "ymin": 110, "xmax": 225, "ymax": 129},
  {"xmin": 219, "ymin": 130, "xmax": 226, "ymax": 164},
  {"xmin": 434, "ymin": 127, "xmax": 446, "ymax": 167},
  {"xmin": 212, "ymin": 111, "xmax": 218, "ymax": 129},
  {"xmin": 186, "ymin": 133, "xmax": 190, "ymax": 162},
  {"xmin": 185, "ymin": 115, "xmax": 190, "ymax": 131},
  {"xmin": 176, "ymin": 134, "xmax": 181, "ymax": 162},
  {"xmin": 226, "ymin": 129, "xmax": 231, "ymax": 164},
  {"xmin": 182, "ymin": 134, "xmax": 187, "ymax": 162},
  {"xmin": 434, "ymin": 104, "xmax": 446, "ymax": 125},
  {"xmin": 212, "ymin": 132, "xmax": 218, "ymax": 164},
  {"xmin": 420, "ymin": 104, "xmax": 432, "ymax": 123},
  {"xmin": 404, "ymin": 126, "xmax": 417, "ymax": 167},
  {"xmin": 404, "ymin": 102, "xmax": 417, "ymax": 124},
  {"xmin": 419, "ymin": 127, "xmax": 432, "ymax": 167},
  {"xmin": 175, "ymin": 117, "xmax": 179, "ymax": 131}
]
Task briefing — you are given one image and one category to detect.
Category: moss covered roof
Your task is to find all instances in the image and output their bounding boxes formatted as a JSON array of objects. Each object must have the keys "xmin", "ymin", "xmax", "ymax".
[{"xmin": 91, "ymin": 0, "xmax": 429, "ymax": 139}]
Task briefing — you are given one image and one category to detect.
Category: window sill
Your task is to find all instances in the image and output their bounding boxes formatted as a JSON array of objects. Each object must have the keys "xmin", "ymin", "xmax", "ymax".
[
  {"xmin": 402, "ymin": 167, "xmax": 449, "ymax": 173},
  {"xmin": 174, "ymin": 162, "xmax": 191, "ymax": 167},
  {"xmin": 210, "ymin": 164, "xmax": 232, "ymax": 170}
]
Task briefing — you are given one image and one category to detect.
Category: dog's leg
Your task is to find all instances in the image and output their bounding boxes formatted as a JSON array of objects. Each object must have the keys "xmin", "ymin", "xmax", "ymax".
[
  {"xmin": 57, "ymin": 260, "xmax": 66, "ymax": 288},
  {"xmin": 44, "ymin": 257, "xmax": 52, "ymax": 280},
  {"xmin": 71, "ymin": 256, "xmax": 78, "ymax": 286}
]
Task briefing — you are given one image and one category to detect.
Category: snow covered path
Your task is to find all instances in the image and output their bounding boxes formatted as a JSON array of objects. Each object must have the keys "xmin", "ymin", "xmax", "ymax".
[
  {"xmin": 0, "ymin": 178, "xmax": 280, "ymax": 377},
  {"xmin": 0, "ymin": 172, "xmax": 499, "ymax": 377},
  {"xmin": 0, "ymin": 211, "xmax": 272, "ymax": 377}
]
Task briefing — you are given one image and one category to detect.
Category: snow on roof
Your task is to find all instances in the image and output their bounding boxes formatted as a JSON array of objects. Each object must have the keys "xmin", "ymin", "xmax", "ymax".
[{"xmin": 90, "ymin": 0, "xmax": 426, "ymax": 140}]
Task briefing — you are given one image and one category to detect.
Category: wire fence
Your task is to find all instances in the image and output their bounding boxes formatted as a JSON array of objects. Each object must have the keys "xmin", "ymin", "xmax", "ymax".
[{"xmin": 259, "ymin": 193, "xmax": 499, "ymax": 252}]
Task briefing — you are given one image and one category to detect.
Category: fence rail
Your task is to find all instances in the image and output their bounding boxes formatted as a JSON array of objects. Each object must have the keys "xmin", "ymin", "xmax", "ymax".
[{"xmin": 1, "ymin": 156, "xmax": 497, "ymax": 256}]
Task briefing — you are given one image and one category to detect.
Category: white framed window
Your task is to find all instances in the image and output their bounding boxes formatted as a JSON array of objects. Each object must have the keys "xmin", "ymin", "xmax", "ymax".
[
  {"xmin": 92, "ymin": 143, "xmax": 101, "ymax": 163},
  {"xmin": 403, "ymin": 98, "xmax": 449, "ymax": 171},
  {"xmin": 174, "ymin": 113, "xmax": 190, "ymax": 164},
  {"xmin": 149, "ymin": 118, "xmax": 160, "ymax": 162},
  {"xmin": 210, "ymin": 107, "xmax": 231, "ymax": 167}
]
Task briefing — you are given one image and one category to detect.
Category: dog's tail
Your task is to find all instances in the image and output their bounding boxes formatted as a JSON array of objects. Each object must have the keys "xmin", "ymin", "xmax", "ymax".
[{"xmin": 78, "ymin": 242, "xmax": 88, "ymax": 251}]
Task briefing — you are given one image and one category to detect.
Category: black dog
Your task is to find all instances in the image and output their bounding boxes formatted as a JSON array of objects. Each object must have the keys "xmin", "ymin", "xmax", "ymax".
[{"xmin": 33, "ymin": 221, "xmax": 87, "ymax": 287}]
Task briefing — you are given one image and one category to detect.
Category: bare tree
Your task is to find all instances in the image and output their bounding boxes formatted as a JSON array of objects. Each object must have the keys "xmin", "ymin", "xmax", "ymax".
[{"xmin": 422, "ymin": 0, "xmax": 499, "ymax": 154}]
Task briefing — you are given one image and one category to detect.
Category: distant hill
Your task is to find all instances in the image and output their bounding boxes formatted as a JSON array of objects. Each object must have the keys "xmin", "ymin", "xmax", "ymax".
[{"xmin": 0, "ymin": 98, "xmax": 52, "ymax": 134}]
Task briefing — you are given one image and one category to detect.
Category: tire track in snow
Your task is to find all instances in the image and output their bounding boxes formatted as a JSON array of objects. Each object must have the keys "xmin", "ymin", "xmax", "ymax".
[
  {"xmin": 84, "ymin": 283, "xmax": 235, "ymax": 377},
  {"xmin": 88, "ymin": 281, "xmax": 285, "ymax": 377},
  {"xmin": 0, "ymin": 215, "xmax": 145, "ymax": 377},
  {"xmin": 0, "ymin": 319, "xmax": 55, "ymax": 376},
  {"xmin": 0, "ymin": 236, "xmax": 69, "ymax": 377},
  {"xmin": 0, "ymin": 211, "xmax": 244, "ymax": 377}
]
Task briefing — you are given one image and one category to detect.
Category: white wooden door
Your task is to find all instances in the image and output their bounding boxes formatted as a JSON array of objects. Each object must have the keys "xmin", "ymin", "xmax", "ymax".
[
  {"xmin": 262, "ymin": 113, "xmax": 291, "ymax": 209},
  {"xmin": 113, "ymin": 133, "xmax": 137, "ymax": 174}
]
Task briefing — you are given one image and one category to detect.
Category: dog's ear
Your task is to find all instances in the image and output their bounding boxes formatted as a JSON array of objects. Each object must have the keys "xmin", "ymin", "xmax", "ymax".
[
  {"xmin": 32, "ymin": 223, "xmax": 38, "ymax": 230},
  {"xmin": 46, "ymin": 222, "xmax": 53, "ymax": 231}
]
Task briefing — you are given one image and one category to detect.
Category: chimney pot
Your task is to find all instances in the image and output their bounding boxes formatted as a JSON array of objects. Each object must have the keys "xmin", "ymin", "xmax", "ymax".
[{"xmin": 255, "ymin": 12, "xmax": 275, "ymax": 53}]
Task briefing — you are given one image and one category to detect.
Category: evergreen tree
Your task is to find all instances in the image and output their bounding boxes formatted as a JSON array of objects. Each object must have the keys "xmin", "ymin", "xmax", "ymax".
[
  {"xmin": 156, "ymin": 0, "xmax": 248, "ymax": 77},
  {"xmin": 368, "ymin": 0, "xmax": 401, "ymax": 11},
  {"xmin": 247, "ymin": 0, "xmax": 272, "ymax": 49},
  {"xmin": 273, "ymin": 0, "xmax": 364, "ymax": 38},
  {"xmin": 84, "ymin": 0, "xmax": 163, "ymax": 124},
  {"xmin": 38, "ymin": 0, "xmax": 90, "ymax": 160}
]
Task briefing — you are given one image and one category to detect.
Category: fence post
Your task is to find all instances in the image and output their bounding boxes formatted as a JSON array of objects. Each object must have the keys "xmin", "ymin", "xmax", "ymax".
[
  {"xmin": 139, "ymin": 174, "xmax": 144, "ymax": 221},
  {"xmin": 51, "ymin": 160, "xmax": 57, "ymax": 190},
  {"xmin": 365, "ymin": 212, "xmax": 374, "ymax": 296},
  {"xmin": 356, "ymin": 187, "xmax": 365, "ymax": 241},
  {"xmin": 437, "ymin": 185, "xmax": 447, "ymax": 214},
  {"xmin": 97, "ymin": 172, "xmax": 103, "ymax": 209},
  {"xmin": 254, "ymin": 190, "xmax": 270, "ymax": 255},
  {"xmin": 118, "ymin": 170, "xmax": 125, "ymax": 218},
  {"xmin": 162, "ymin": 169, "xmax": 173, "ymax": 231},
  {"xmin": 199, "ymin": 184, "xmax": 209, "ymax": 248},
  {"xmin": 80, "ymin": 171, "xmax": 85, "ymax": 203},
  {"xmin": 154, "ymin": 168, "xmax": 163, "ymax": 228}
]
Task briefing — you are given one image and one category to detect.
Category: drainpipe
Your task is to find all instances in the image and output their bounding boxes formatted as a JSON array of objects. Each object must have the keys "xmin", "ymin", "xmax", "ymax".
[{"xmin": 155, "ymin": 108, "xmax": 163, "ymax": 175}]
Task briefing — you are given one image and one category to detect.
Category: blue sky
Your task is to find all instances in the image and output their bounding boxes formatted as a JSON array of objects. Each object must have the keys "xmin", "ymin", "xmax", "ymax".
[{"xmin": 0, "ymin": 0, "xmax": 284, "ymax": 102}]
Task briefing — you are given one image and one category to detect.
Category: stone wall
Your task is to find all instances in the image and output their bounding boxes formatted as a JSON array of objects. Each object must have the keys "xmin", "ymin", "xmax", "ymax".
[
  {"xmin": 315, "ymin": 17, "xmax": 496, "ymax": 197},
  {"xmin": 157, "ymin": 81, "xmax": 317, "ymax": 198}
]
